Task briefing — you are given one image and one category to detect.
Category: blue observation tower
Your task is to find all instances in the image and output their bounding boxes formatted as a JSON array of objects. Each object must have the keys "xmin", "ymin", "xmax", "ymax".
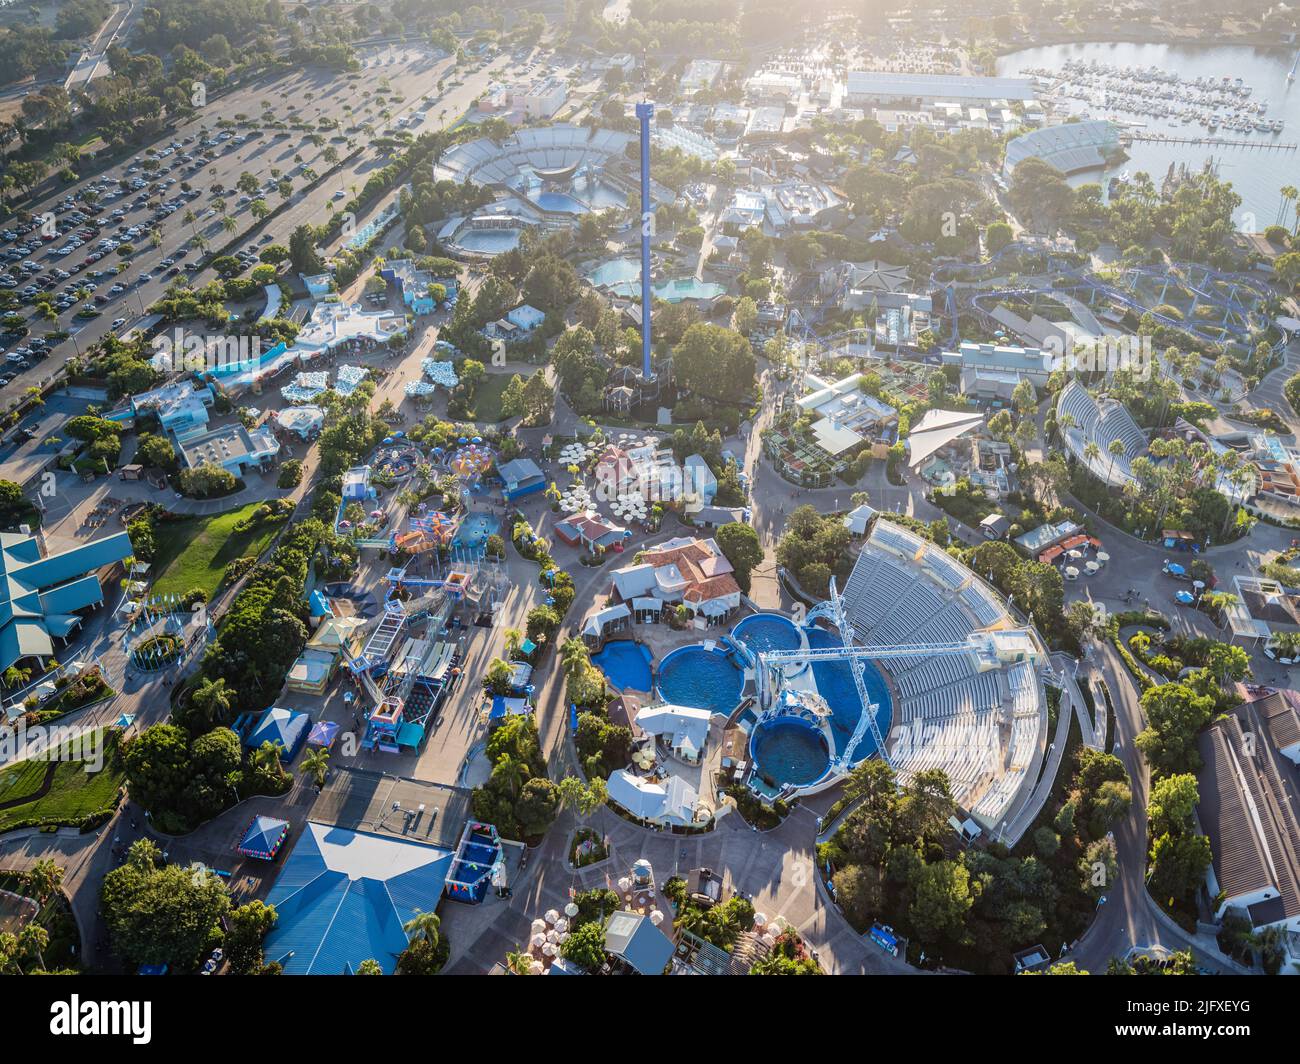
[{"xmin": 634, "ymin": 100, "xmax": 660, "ymax": 403}]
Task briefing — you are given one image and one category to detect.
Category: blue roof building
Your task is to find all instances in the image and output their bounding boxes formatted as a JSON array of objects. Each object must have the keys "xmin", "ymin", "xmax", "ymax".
[
  {"xmin": 505, "ymin": 304, "xmax": 545, "ymax": 332},
  {"xmin": 603, "ymin": 910, "xmax": 675, "ymax": 974},
  {"xmin": 0, "ymin": 529, "xmax": 133, "ymax": 672},
  {"xmin": 130, "ymin": 380, "xmax": 215, "ymax": 434},
  {"xmin": 263, "ymin": 822, "xmax": 455, "ymax": 974},
  {"xmin": 497, "ymin": 457, "xmax": 545, "ymax": 500},
  {"xmin": 380, "ymin": 259, "xmax": 437, "ymax": 315}
]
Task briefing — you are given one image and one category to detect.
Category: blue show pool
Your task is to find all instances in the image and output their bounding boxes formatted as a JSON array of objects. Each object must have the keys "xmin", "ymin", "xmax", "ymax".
[
  {"xmin": 732, "ymin": 613, "xmax": 803, "ymax": 657},
  {"xmin": 453, "ymin": 513, "xmax": 501, "ymax": 552},
  {"xmin": 587, "ymin": 257, "xmax": 641, "ymax": 287},
  {"xmin": 656, "ymin": 644, "xmax": 742, "ymax": 714},
  {"xmin": 604, "ymin": 277, "xmax": 728, "ymax": 303},
  {"xmin": 751, "ymin": 716, "xmax": 830, "ymax": 788},
  {"xmin": 805, "ymin": 627, "xmax": 893, "ymax": 763},
  {"xmin": 592, "ymin": 640, "xmax": 654, "ymax": 692},
  {"xmin": 457, "ymin": 228, "xmax": 521, "ymax": 254}
]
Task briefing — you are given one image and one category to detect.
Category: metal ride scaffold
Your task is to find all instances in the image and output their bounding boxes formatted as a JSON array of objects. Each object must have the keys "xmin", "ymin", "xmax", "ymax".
[{"xmin": 752, "ymin": 578, "xmax": 1048, "ymax": 774}]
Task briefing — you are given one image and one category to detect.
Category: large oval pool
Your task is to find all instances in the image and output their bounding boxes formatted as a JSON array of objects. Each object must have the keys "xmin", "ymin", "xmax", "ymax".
[{"xmin": 656, "ymin": 645, "xmax": 742, "ymax": 714}]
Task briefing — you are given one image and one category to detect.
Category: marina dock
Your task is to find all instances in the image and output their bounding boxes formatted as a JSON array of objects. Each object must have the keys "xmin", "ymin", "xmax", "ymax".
[{"xmin": 1122, "ymin": 132, "xmax": 1296, "ymax": 151}]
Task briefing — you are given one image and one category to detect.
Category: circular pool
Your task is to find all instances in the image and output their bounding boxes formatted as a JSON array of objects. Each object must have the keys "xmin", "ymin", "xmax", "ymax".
[
  {"xmin": 732, "ymin": 613, "xmax": 803, "ymax": 656},
  {"xmin": 656, "ymin": 645, "xmax": 742, "ymax": 714},
  {"xmin": 750, "ymin": 716, "xmax": 830, "ymax": 788}
]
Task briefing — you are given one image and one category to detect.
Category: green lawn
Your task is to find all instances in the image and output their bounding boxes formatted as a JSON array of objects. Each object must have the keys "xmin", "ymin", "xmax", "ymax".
[
  {"xmin": 0, "ymin": 758, "xmax": 54, "ymax": 809},
  {"xmin": 0, "ymin": 730, "xmax": 125, "ymax": 834},
  {"xmin": 470, "ymin": 372, "xmax": 516, "ymax": 423},
  {"xmin": 151, "ymin": 503, "xmax": 283, "ymax": 599}
]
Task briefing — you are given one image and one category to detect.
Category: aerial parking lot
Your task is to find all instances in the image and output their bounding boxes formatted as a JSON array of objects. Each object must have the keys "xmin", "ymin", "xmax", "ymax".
[{"xmin": 0, "ymin": 39, "xmax": 506, "ymax": 395}]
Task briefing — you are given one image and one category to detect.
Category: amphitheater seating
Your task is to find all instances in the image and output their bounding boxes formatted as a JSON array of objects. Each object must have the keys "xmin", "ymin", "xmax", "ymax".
[
  {"xmin": 870, "ymin": 522, "xmax": 925, "ymax": 560},
  {"xmin": 869, "ymin": 578, "xmax": 944, "ymax": 645},
  {"xmin": 437, "ymin": 125, "xmax": 634, "ymax": 186},
  {"xmin": 960, "ymin": 583, "xmax": 1004, "ymax": 628},
  {"xmin": 1056, "ymin": 379, "xmax": 1147, "ymax": 489},
  {"xmin": 833, "ymin": 520, "xmax": 1049, "ymax": 835},
  {"xmin": 921, "ymin": 548, "xmax": 967, "ymax": 591}
]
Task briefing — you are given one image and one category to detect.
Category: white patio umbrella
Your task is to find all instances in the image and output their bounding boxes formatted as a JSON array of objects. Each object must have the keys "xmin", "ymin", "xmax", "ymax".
[
  {"xmin": 542, "ymin": 942, "xmax": 557, "ymax": 957},
  {"xmin": 554, "ymin": 918, "xmax": 569, "ymax": 933},
  {"xmin": 1096, "ymin": 552, "xmax": 1110, "ymax": 565},
  {"xmin": 649, "ymin": 909, "xmax": 664, "ymax": 925},
  {"xmin": 531, "ymin": 933, "xmax": 546, "ymax": 948},
  {"xmin": 544, "ymin": 908, "xmax": 560, "ymax": 925},
  {"xmin": 546, "ymin": 929, "xmax": 560, "ymax": 944},
  {"xmin": 564, "ymin": 902, "xmax": 580, "ymax": 918},
  {"xmin": 531, "ymin": 918, "xmax": 547, "ymax": 934},
  {"xmin": 1064, "ymin": 566, "xmax": 1080, "ymax": 580},
  {"xmin": 618, "ymin": 876, "xmax": 632, "ymax": 892},
  {"xmin": 753, "ymin": 912, "xmax": 768, "ymax": 927},
  {"xmin": 1085, "ymin": 561, "xmax": 1100, "ymax": 576},
  {"xmin": 761, "ymin": 933, "xmax": 777, "ymax": 947}
]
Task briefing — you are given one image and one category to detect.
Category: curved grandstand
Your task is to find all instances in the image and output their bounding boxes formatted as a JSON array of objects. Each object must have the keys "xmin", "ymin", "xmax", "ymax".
[
  {"xmin": 1056, "ymin": 379, "xmax": 1147, "ymax": 488},
  {"xmin": 435, "ymin": 124, "xmax": 633, "ymax": 186},
  {"xmin": 834, "ymin": 521, "xmax": 1048, "ymax": 836},
  {"xmin": 1002, "ymin": 119, "xmax": 1120, "ymax": 179},
  {"xmin": 750, "ymin": 518, "xmax": 1052, "ymax": 842}
]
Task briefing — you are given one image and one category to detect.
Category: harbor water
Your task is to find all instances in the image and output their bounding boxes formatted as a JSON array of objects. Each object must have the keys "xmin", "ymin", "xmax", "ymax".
[{"xmin": 998, "ymin": 41, "xmax": 1300, "ymax": 227}]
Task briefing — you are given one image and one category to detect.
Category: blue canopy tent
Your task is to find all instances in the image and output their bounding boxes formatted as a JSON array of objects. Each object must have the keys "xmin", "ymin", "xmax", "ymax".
[
  {"xmin": 245, "ymin": 707, "xmax": 311, "ymax": 762},
  {"xmin": 308, "ymin": 720, "xmax": 340, "ymax": 748},
  {"xmin": 489, "ymin": 696, "xmax": 531, "ymax": 722},
  {"xmin": 237, "ymin": 815, "xmax": 291, "ymax": 860},
  {"xmin": 1165, "ymin": 562, "xmax": 1187, "ymax": 577},
  {"xmin": 1174, "ymin": 590, "xmax": 1195, "ymax": 605}
]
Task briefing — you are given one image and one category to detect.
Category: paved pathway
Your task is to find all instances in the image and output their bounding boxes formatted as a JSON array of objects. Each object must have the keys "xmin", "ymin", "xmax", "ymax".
[{"xmin": 439, "ymin": 800, "xmax": 913, "ymax": 975}]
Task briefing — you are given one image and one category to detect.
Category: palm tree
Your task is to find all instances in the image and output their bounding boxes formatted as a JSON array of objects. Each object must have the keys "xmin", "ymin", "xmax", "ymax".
[
  {"xmin": 502, "ymin": 628, "xmax": 523, "ymax": 659},
  {"xmin": 252, "ymin": 740, "xmax": 283, "ymax": 775},
  {"xmin": 505, "ymin": 947, "xmax": 534, "ymax": 975},
  {"xmin": 402, "ymin": 909, "xmax": 441, "ymax": 947},
  {"xmin": 1107, "ymin": 438, "xmax": 1126, "ymax": 482},
  {"xmin": 0, "ymin": 931, "xmax": 23, "ymax": 975},
  {"xmin": 1083, "ymin": 440, "xmax": 1101, "ymax": 472},
  {"xmin": 299, "ymin": 746, "xmax": 330, "ymax": 789},
  {"xmin": 17, "ymin": 924, "xmax": 47, "ymax": 973},
  {"xmin": 559, "ymin": 637, "xmax": 589, "ymax": 678},
  {"xmin": 1279, "ymin": 184, "xmax": 1297, "ymax": 232},
  {"xmin": 492, "ymin": 754, "xmax": 528, "ymax": 799},
  {"xmin": 356, "ymin": 958, "xmax": 383, "ymax": 974},
  {"xmin": 485, "ymin": 657, "xmax": 513, "ymax": 692},
  {"xmin": 25, "ymin": 859, "xmax": 63, "ymax": 903}
]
